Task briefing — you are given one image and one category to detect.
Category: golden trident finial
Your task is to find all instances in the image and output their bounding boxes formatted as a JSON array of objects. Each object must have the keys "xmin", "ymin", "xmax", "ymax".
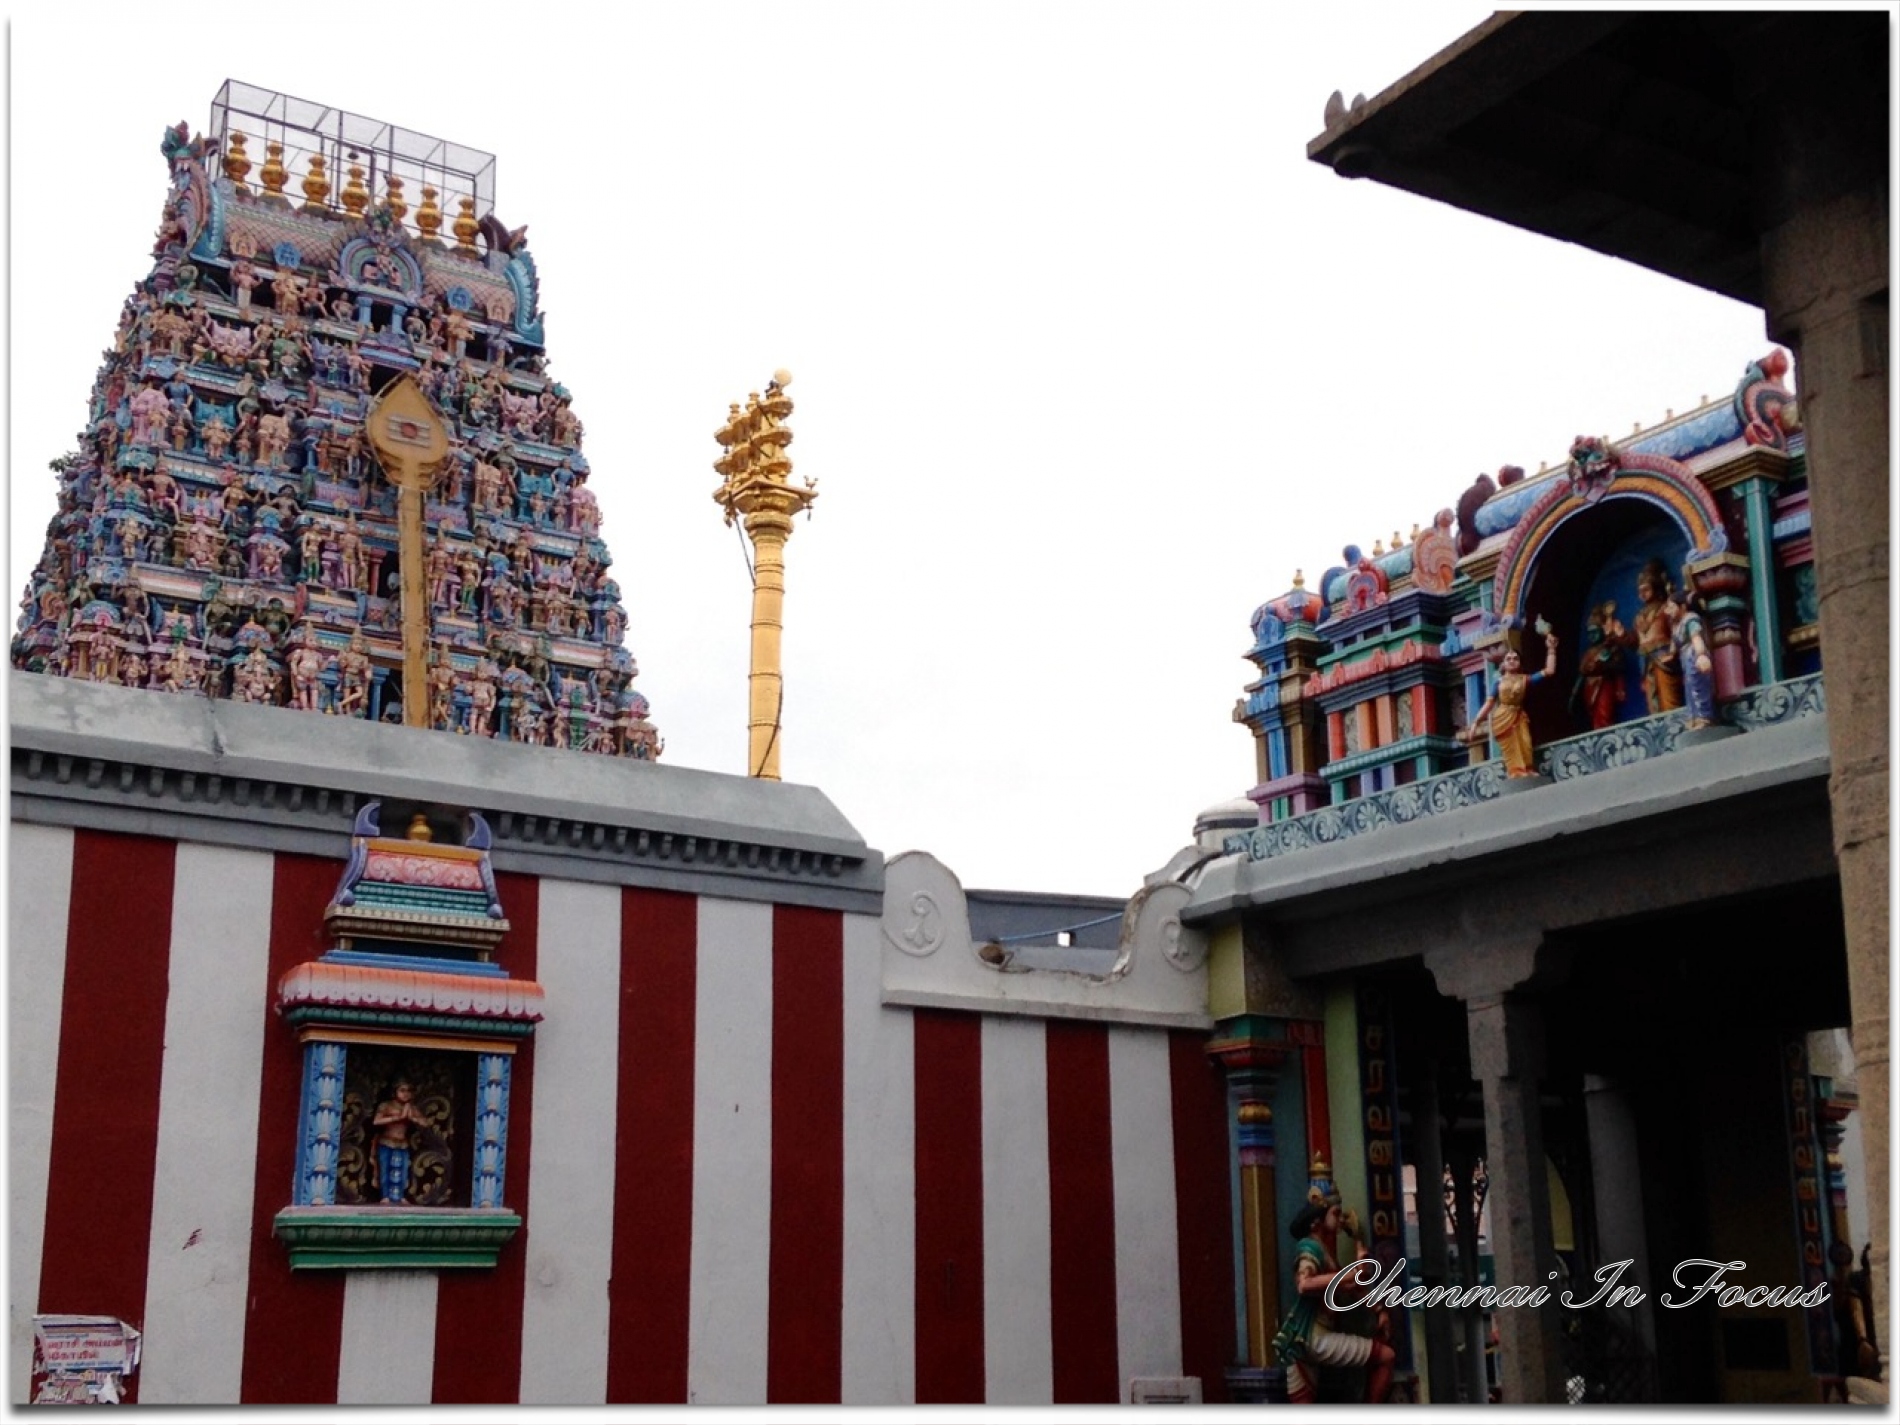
[{"xmin": 713, "ymin": 369, "xmax": 818, "ymax": 781}]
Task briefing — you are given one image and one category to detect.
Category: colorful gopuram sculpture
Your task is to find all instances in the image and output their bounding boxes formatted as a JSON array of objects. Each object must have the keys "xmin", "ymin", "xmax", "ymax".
[
  {"xmin": 1235, "ymin": 354, "xmax": 1817, "ymax": 830},
  {"xmin": 12, "ymin": 86, "xmax": 660, "ymax": 761}
]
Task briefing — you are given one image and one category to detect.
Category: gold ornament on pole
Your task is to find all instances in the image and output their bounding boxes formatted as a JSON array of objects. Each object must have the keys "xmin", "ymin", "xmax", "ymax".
[
  {"xmin": 713, "ymin": 370, "xmax": 817, "ymax": 781},
  {"xmin": 365, "ymin": 376, "xmax": 450, "ymax": 727}
]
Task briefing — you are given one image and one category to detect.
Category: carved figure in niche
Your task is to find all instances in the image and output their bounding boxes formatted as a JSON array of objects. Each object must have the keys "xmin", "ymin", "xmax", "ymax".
[
  {"xmin": 234, "ymin": 409, "xmax": 259, "ymax": 465},
  {"xmin": 487, "ymin": 571, "xmax": 519, "ymax": 627},
  {"xmin": 513, "ymin": 696, "xmax": 544, "ymax": 745},
  {"xmin": 274, "ymin": 270, "xmax": 308, "ymax": 315},
  {"xmin": 1668, "ymin": 580, "xmax": 1716, "ymax": 729},
  {"xmin": 427, "ymin": 542, "xmax": 455, "ymax": 609},
  {"xmin": 164, "ymin": 368, "xmax": 195, "ymax": 418},
  {"xmin": 427, "ymin": 644, "xmax": 457, "ymax": 729},
  {"xmin": 500, "ymin": 389, "xmax": 538, "ymax": 438},
  {"xmin": 130, "ymin": 382, "xmax": 170, "ymax": 446},
  {"xmin": 181, "ymin": 520, "xmax": 217, "ymax": 572},
  {"xmin": 1464, "ymin": 629, "xmax": 1558, "ymax": 777},
  {"xmin": 457, "ymin": 546, "xmax": 484, "ymax": 616},
  {"xmin": 336, "ymin": 627, "xmax": 372, "ymax": 717},
  {"xmin": 1272, "ymin": 1179, "xmax": 1396, "ymax": 1404},
  {"xmin": 152, "ymin": 306, "xmax": 193, "ymax": 359},
  {"xmin": 201, "ymin": 411, "xmax": 231, "ymax": 460},
  {"xmin": 1569, "ymin": 602, "xmax": 1628, "ymax": 731},
  {"xmin": 231, "ymin": 257, "xmax": 259, "ymax": 312},
  {"xmin": 296, "ymin": 523, "xmax": 322, "ymax": 585},
  {"xmin": 232, "ymin": 644, "xmax": 279, "ymax": 704},
  {"xmin": 287, "ymin": 626, "xmax": 325, "ymax": 710},
  {"xmin": 147, "ymin": 463, "xmax": 182, "ymax": 523},
  {"xmin": 339, "ymin": 513, "xmax": 366, "ymax": 593},
  {"xmin": 472, "ymin": 455, "xmax": 502, "ymax": 512},
  {"xmin": 116, "ymin": 514, "xmax": 147, "ymax": 564},
  {"xmin": 342, "ymin": 427, "xmax": 368, "ymax": 482},
  {"xmin": 443, "ymin": 307, "xmax": 473, "ymax": 357},
  {"xmin": 468, "ymin": 657, "xmax": 499, "ymax": 738},
  {"xmin": 159, "ymin": 637, "xmax": 199, "ymax": 694},
  {"xmin": 1628, "ymin": 559, "xmax": 1682, "ymax": 714},
  {"xmin": 169, "ymin": 407, "xmax": 192, "ymax": 452},
  {"xmin": 94, "ymin": 415, "xmax": 122, "ymax": 469},
  {"xmin": 371, "ymin": 1080, "xmax": 432, "ymax": 1204}
]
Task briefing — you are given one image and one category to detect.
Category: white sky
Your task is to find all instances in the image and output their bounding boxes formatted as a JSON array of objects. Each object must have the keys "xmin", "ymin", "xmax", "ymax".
[{"xmin": 8, "ymin": 7, "xmax": 1779, "ymax": 896}]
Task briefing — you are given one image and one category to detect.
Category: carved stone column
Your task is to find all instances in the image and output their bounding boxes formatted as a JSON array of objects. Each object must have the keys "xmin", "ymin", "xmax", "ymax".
[
  {"xmin": 1763, "ymin": 183, "xmax": 1890, "ymax": 1378},
  {"xmin": 1467, "ymin": 994, "xmax": 1565, "ymax": 1404},
  {"xmin": 1583, "ymin": 1074, "xmax": 1657, "ymax": 1357},
  {"xmin": 1406, "ymin": 1053, "xmax": 1461, "ymax": 1401}
]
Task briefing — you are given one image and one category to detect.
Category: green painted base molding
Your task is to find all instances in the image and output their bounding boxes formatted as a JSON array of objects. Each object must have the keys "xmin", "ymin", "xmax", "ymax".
[{"xmin": 274, "ymin": 1206, "xmax": 522, "ymax": 1269}]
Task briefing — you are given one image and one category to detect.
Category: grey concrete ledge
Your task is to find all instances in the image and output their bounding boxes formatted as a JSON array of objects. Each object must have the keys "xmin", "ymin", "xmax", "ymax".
[
  {"xmin": 1185, "ymin": 712, "xmax": 1830, "ymax": 925},
  {"xmin": 11, "ymin": 675, "xmax": 883, "ymax": 913}
]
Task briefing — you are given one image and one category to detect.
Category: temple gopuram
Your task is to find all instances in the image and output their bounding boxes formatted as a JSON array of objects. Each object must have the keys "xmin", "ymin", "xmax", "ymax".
[
  {"xmin": 11, "ymin": 88, "xmax": 1229, "ymax": 1410},
  {"xmin": 12, "ymin": 81, "xmax": 658, "ymax": 758}
]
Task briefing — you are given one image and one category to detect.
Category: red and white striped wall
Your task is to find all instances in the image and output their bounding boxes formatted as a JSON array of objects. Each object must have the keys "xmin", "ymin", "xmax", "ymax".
[{"xmin": 11, "ymin": 824, "xmax": 1236, "ymax": 1405}]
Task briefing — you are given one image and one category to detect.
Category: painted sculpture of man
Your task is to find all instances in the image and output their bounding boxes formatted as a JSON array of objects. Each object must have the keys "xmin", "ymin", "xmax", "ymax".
[
  {"xmin": 1273, "ymin": 1174, "xmax": 1396, "ymax": 1404},
  {"xmin": 1629, "ymin": 558, "xmax": 1683, "ymax": 714},
  {"xmin": 1569, "ymin": 602, "xmax": 1627, "ymax": 730},
  {"xmin": 336, "ymin": 628, "xmax": 371, "ymax": 718},
  {"xmin": 286, "ymin": 626, "xmax": 326, "ymax": 711},
  {"xmin": 371, "ymin": 1079, "xmax": 431, "ymax": 1204},
  {"xmin": 1464, "ymin": 629, "xmax": 1559, "ymax": 777}
]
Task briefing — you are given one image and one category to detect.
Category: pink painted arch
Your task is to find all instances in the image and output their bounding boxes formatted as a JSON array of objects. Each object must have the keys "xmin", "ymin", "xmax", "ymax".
[{"xmin": 1491, "ymin": 451, "xmax": 1726, "ymax": 621}]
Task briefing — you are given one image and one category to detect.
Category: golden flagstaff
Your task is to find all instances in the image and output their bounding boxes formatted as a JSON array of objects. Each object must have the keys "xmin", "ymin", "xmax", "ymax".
[{"xmin": 713, "ymin": 371, "xmax": 816, "ymax": 780}]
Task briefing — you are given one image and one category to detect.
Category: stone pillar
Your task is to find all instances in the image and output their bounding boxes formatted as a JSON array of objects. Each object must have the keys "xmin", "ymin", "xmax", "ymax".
[
  {"xmin": 1236, "ymin": 1088, "xmax": 1280, "ymax": 1367},
  {"xmin": 1582, "ymin": 1074, "xmax": 1657, "ymax": 1356},
  {"xmin": 1467, "ymin": 994, "xmax": 1564, "ymax": 1403},
  {"xmin": 1207, "ymin": 1025, "xmax": 1290, "ymax": 1369},
  {"xmin": 1446, "ymin": 1149, "xmax": 1490, "ymax": 1405},
  {"xmin": 1762, "ymin": 183, "xmax": 1889, "ymax": 1373},
  {"xmin": 1407, "ymin": 1054, "xmax": 1461, "ymax": 1401}
]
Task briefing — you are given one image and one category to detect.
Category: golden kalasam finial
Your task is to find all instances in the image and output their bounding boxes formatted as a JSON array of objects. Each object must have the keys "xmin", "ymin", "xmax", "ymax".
[
  {"xmin": 224, "ymin": 131, "xmax": 252, "ymax": 192},
  {"xmin": 301, "ymin": 152, "xmax": 332, "ymax": 213},
  {"xmin": 713, "ymin": 369, "xmax": 816, "ymax": 781},
  {"xmin": 415, "ymin": 186, "xmax": 443, "ymax": 243},
  {"xmin": 1372, "ymin": 539, "xmax": 1385, "ymax": 558},
  {"xmin": 453, "ymin": 196, "xmax": 480, "ymax": 254},
  {"xmin": 384, "ymin": 173, "xmax": 409, "ymax": 226},
  {"xmin": 341, "ymin": 152, "xmax": 371, "ymax": 217},
  {"xmin": 1392, "ymin": 529, "xmax": 1404, "ymax": 549},
  {"xmin": 260, "ymin": 139, "xmax": 288, "ymax": 199},
  {"xmin": 1292, "ymin": 569, "xmax": 1306, "ymax": 589}
]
